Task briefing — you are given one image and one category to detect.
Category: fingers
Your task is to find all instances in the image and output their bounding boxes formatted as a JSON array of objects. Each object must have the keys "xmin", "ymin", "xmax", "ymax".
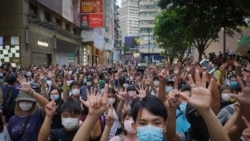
[
  {"xmin": 242, "ymin": 116, "xmax": 250, "ymax": 128},
  {"xmin": 207, "ymin": 78, "xmax": 214, "ymax": 91},
  {"xmin": 103, "ymin": 83, "xmax": 109, "ymax": 99},
  {"xmin": 188, "ymin": 74, "xmax": 195, "ymax": 87},
  {"xmin": 195, "ymin": 70, "xmax": 201, "ymax": 86},
  {"xmin": 180, "ymin": 91, "xmax": 191, "ymax": 102},
  {"xmin": 201, "ymin": 71, "xmax": 207, "ymax": 87}
]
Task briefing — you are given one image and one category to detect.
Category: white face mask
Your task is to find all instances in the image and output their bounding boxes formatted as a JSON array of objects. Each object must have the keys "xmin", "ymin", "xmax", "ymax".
[
  {"xmin": 123, "ymin": 83, "xmax": 129, "ymax": 88},
  {"xmin": 108, "ymin": 98, "xmax": 116, "ymax": 105},
  {"xmin": 100, "ymin": 88, "xmax": 105, "ymax": 95},
  {"xmin": 19, "ymin": 101, "xmax": 33, "ymax": 111},
  {"xmin": 71, "ymin": 89, "xmax": 80, "ymax": 96},
  {"xmin": 87, "ymin": 82, "xmax": 92, "ymax": 86},
  {"xmin": 124, "ymin": 120, "xmax": 134, "ymax": 133},
  {"xmin": 221, "ymin": 93, "xmax": 231, "ymax": 102},
  {"xmin": 61, "ymin": 118, "xmax": 79, "ymax": 130},
  {"xmin": 153, "ymin": 81, "xmax": 160, "ymax": 87}
]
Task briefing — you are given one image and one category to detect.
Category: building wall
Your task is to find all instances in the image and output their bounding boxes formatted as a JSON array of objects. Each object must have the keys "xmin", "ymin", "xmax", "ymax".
[
  {"xmin": 0, "ymin": 0, "xmax": 81, "ymax": 67},
  {"xmin": 119, "ymin": 0, "xmax": 139, "ymax": 45}
]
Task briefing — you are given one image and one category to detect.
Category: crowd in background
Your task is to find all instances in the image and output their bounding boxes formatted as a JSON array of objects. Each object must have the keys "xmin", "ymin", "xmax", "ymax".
[{"xmin": 0, "ymin": 51, "xmax": 249, "ymax": 141}]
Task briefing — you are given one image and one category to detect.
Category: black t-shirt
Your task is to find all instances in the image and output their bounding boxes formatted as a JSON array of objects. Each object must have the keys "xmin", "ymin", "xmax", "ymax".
[{"xmin": 50, "ymin": 128, "xmax": 78, "ymax": 141}]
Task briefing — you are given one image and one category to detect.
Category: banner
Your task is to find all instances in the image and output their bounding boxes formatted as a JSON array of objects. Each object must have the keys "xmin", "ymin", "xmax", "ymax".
[{"xmin": 80, "ymin": 0, "xmax": 104, "ymax": 28}]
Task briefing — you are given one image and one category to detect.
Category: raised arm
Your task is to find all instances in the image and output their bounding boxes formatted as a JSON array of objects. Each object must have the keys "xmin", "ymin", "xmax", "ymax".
[
  {"xmin": 73, "ymin": 84, "xmax": 108, "ymax": 141},
  {"xmin": 181, "ymin": 71, "xmax": 230, "ymax": 141},
  {"xmin": 38, "ymin": 100, "xmax": 56, "ymax": 141}
]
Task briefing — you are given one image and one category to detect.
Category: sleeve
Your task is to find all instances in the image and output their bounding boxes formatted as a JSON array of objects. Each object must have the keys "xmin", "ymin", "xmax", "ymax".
[
  {"xmin": 7, "ymin": 117, "xmax": 13, "ymax": 139},
  {"xmin": 216, "ymin": 108, "xmax": 231, "ymax": 125}
]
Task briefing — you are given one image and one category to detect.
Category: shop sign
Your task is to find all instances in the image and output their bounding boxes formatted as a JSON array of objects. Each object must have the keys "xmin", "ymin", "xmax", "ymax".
[{"xmin": 37, "ymin": 40, "xmax": 49, "ymax": 47}]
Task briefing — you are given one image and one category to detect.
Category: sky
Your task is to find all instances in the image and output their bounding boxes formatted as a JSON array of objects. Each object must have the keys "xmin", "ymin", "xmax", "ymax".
[{"xmin": 116, "ymin": 0, "xmax": 121, "ymax": 7}]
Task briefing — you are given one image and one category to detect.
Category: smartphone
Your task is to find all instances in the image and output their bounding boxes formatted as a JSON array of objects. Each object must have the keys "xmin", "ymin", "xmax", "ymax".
[{"xmin": 199, "ymin": 59, "xmax": 216, "ymax": 74}]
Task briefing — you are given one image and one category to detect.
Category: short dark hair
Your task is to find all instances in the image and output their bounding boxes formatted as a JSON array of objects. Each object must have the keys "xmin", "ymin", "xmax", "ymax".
[
  {"xmin": 60, "ymin": 101, "xmax": 81, "ymax": 114},
  {"xmin": 131, "ymin": 95, "xmax": 168, "ymax": 122},
  {"xmin": 69, "ymin": 81, "xmax": 80, "ymax": 89}
]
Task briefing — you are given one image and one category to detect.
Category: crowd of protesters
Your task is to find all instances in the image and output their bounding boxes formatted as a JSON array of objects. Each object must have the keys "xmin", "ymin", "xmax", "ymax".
[{"xmin": 0, "ymin": 51, "xmax": 249, "ymax": 141}]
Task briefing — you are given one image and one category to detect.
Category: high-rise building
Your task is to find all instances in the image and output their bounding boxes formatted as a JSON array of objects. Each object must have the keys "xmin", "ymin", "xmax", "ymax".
[
  {"xmin": 119, "ymin": 0, "xmax": 139, "ymax": 45},
  {"xmin": 139, "ymin": 0, "xmax": 164, "ymax": 63}
]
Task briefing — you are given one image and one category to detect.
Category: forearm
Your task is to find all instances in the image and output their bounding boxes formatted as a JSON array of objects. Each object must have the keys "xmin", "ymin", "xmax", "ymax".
[
  {"xmin": 62, "ymin": 78, "xmax": 68, "ymax": 102},
  {"xmin": 38, "ymin": 116, "xmax": 52, "ymax": 141},
  {"xmin": 224, "ymin": 111, "xmax": 239, "ymax": 131},
  {"xmin": 199, "ymin": 108, "xmax": 230, "ymax": 141},
  {"xmin": 158, "ymin": 83, "xmax": 166, "ymax": 101},
  {"xmin": 31, "ymin": 90, "xmax": 49, "ymax": 107},
  {"xmin": 166, "ymin": 108, "xmax": 179, "ymax": 141},
  {"xmin": 73, "ymin": 115, "xmax": 99, "ymax": 141},
  {"xmin": 51, "ymin": 78, "xmax": 59, "ymax": 88},
  {"xmin": 116, "ymin": 100, "xmax": 125, "ymax": 120},
  {"xmin": 91, "ymin": 119, "xmax": 102, "ymax": 140},
  {"xmin": 100, "ymin": 125, "xmax": 112, "ymax": 141}
]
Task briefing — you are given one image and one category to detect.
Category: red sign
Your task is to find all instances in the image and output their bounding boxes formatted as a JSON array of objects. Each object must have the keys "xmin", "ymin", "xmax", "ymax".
[{"xmin": 80, "ymin": 0, "xmax": 103, "ymax": 28}]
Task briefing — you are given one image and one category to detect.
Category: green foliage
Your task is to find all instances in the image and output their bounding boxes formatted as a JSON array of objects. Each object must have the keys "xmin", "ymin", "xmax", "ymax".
[{"xmin": 156, "ymin": 0, "xmax": 250, "ymax": 61}]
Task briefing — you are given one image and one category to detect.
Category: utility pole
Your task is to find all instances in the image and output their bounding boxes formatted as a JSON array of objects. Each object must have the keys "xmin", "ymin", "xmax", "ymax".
[{"xmin": 148, "ymin": 28, "xmax": 150, "ymax": 64}]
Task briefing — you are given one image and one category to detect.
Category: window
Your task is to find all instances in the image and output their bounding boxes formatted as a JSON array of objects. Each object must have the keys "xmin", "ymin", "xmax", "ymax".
[
  {"xmin": 66, "ymin": 23, "xmax": 70, "ymax": 31},
  {"xmin": 29, "ymin": 3, "xmax": 37, "ymax": 17},
  {"xmin": 56, "ymin": 18, "xmax": 62, "ymax": 27},
  {"xmin": 44, "ymin": 12, "xmax": 51, "ymax": 22}
]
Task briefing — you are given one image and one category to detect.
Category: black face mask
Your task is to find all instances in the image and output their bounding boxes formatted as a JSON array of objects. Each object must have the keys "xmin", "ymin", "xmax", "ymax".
[{"xmin": 186, "ymin": 104, "xmax": 210, "ymax": 140}]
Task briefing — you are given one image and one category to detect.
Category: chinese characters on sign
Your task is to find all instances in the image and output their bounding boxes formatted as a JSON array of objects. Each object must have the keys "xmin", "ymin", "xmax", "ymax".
[{"xmin": 80, "ymin": 0, "xmax": 103, "ymax": 28}]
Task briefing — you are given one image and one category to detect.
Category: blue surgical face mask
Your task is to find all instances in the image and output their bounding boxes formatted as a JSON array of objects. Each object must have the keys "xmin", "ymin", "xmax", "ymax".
[
  {"xmin": 50, "ymin": 95, "xmax": 60, "ymax": 101},
  {"xmin": 179, "ymin": 102, "xmax": 187, "ymax": 113},
  {"xmin": 136, "ymin": 125, "xmax": 163, "ymax": 141},
  {"xmin": 229, "ymin": 81, "xmax": 237, "ymax": 89},
  {"xmin": 165, "ymin": 86, "xmax": 173, "ymax": 93}
]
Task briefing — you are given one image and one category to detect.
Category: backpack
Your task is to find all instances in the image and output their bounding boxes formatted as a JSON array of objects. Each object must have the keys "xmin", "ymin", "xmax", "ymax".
[{"xmin": 2, "ymin": 84, "xmax": 16, "ymax": 123}]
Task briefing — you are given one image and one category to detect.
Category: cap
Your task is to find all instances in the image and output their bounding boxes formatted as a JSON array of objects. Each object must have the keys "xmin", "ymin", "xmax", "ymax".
[
  {"xmin": 165, "ymin": 78, "xmax": 174, "ymax": 84},
  {"xmin": 15, "ymin": 91, "xmax": 36, "ymax": 102}
]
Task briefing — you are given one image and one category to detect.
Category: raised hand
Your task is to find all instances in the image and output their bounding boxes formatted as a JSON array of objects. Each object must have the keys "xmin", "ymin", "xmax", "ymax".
[
  {"xmin": 136, "ymin": 84, "xmax": 147, "ymax": 100},
  {"xmin": 45, "ymin": 98, "xmax": 56, "ymax": 117},
  {"xmin": 17, "ymin": 77, "xmax": 32, "ymax": 94},
  {"xmin": 158, "ymin": 69, "xmax": 167, "ymax": 83},
  {"xmin": 87, "ymin": 84, "xmax": 108, "ymax": 117},
  {"xmin": 180, "ymin": 71, "xmax": 212, "ymax": 112},
  {"xmin": 242, "ymin": 116, "xmax": 250, "ymax": 141},
  {"xmin": 168, "ymin": 90, "xmax": 181, "ymax": 109},
  {"xmin": 105, "ymin": 105, "xmax": 114, "ymax": 127},
  {"xmin": 116, "ymin": 87, "xmax": 128, "ymax": 101}
]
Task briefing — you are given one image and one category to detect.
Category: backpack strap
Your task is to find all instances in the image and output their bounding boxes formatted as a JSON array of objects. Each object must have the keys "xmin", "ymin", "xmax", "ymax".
[{"xmin": 16, "ymin": 116, "xmax": 32, "ymax": 141}]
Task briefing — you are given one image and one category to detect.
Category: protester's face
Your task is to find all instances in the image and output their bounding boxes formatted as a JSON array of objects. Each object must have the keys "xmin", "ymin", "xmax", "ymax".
[
  {"xmin": 135, "ymin": 108, "xmax": 165, "ymax": 129},
  {"xmin": 221, "ymin": 89, "xmax": 231, "ymax": 94},
  {"xmin": 33, "ymin": 73, "xmax": 39, "ymax": 82}
]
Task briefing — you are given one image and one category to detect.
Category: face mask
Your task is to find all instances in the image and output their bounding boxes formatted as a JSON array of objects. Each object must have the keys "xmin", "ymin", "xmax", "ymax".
[
  {"xmin": 87, "ymin": 82, "xmax": 92, "ymax": 86},
  {"xmin": 221, "ymin": 93, "xmax": 231, "ymax": 102},
  {"xmin": 153, "ymin": 81, "xmax": 160, "ymax": 87},
  {"xmin": 130, "ymin": 76, "xmax": 133, "ymax": 80},
  {"xmin": 123, "ymin": 83, "xmax": 129, "ymax": 88},
  {"xmin": 72, "ymin": 89, "xmax": 80, "ymax": 96},
  {"xmin": 136, "ymin": 125, "xmax": 163, "ymax": 141},
  {"xmin": 229, "ymin": 81, "xmax": 237, "ymax": 89},
  {"xmin": 128, "ymin": 91, "xmax": 136, "ymax": 97},
  {"xmin": 108, "ymin": 98, "xmax": 116, "ymax": 105},
  {"xmin": 61, "ymin": 118, "xmax": 79, "ymax": 130},
  {"xmin": 179, "ymin": 102, "xmax": 187, "ymax": 113},
  {"xmin": 165, "ymin": 86, "xmax": 173, "ymax": 93},
  {"xmin": 58, "ymin": 82, "xmax": 62, "ymax": 86},
  {"xmin": 19, "ymin": 101, "xmax": 33, "ymax": 111},
  {"xmin": 83, "ymin": 79, "xmax": 87, "ymax": 83},
  {"xmin": 124, "ymin": 120, "xmax": 134, "ymax": 133},
  {"xmin": 50, "ymin": 95, "xmax": 60, "ymax": 101}
]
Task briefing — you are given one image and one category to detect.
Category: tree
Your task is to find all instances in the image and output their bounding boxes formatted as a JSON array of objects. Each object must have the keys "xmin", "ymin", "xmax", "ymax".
[
  {"xmin": 156, "ymin": 0, "xmax": 249, "ymax": 61},
  {"xmin": 154, "ymin": 8, "xmax": 191, "ymax": 64}
]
